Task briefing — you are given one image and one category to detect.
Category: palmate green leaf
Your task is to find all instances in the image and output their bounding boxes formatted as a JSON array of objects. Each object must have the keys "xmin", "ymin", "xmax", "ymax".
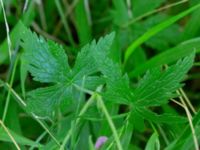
[
  {"xmin": 73, "ymin": 32, "xmax": 115, "ymax": 79},
  {"xmin": 20, "ymin": 29, "xmax": 115, "ymax": 117},
  {"xmin": 104, "ymin": 52, "xmax": 194, "ymax": 107},
  {"xmin": 133, "ymin": 53, "xmax": 194, "ymax": 107},
  {"xmin": 99, "ymin": 57, "xmax": 133, "ymax": 104},
  {"xmin": 103, "ymin": 52, "xmax": 194, "ymax": 108},
  {"xmin": 26, "ymin": 84, "xmax": 74, "ymax": 115},
  {"xmin": 104, "ymin": 52, "xmax": 193, "ymax": 128},
  {"xmin": 103, "ymin": 74, "xmax": 132, "ymax": 105},
  {"xmin": 21, "ymin": 30, "xmax": 70, "ymax": 83}
]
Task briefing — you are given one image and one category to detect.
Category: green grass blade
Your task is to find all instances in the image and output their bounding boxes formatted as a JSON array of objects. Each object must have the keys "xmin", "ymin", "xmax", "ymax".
[
  {"xmin": 129, "ymin": 37, "xmax": 200, "ymax": 78},
  {"xmin": 145, "ymin": 132, "xmax": 160, "ymax": 150},
  {"xmin": 0, "ymin": 21, "xmax": 27, "ymax": 65},
  {"xmin": 74, "ymin": 0, "xmax": 92, "ymax": 46},
  {"xmin": 97, "ymin": 95, "xmax": 123, "ymax": 150},
  {"xmin": 124, "ymin": 2, "xmax": 200, "ymax": 64},
  {"xmin": 165, "ymin": 110, "xmax": 200, "ymax": 150},
  {"xmin": 181, "ymin": 8, "xmax": 200, "ymax": 40},
  {"xmin": 0, "ymin": 126, "xmax": 43, "ymax": 147},
  {"xmin": 55, "ymin": 0, "xmax": 75, "ymax": 47}
]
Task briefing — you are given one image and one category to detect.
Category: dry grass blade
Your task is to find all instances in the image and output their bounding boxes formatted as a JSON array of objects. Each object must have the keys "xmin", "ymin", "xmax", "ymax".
[
  {"xmin": 177, "ymin": 90, "xmax": 199, "ymax": 150},
  {"xmin": 179, "ymin": 88, "xmax": 196, "ymax": 114}
]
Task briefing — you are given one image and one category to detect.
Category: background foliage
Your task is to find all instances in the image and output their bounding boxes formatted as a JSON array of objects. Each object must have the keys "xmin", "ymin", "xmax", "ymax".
[{"xmin": 0, "ymin": 0, "xmax": 200, "ymax": 150}]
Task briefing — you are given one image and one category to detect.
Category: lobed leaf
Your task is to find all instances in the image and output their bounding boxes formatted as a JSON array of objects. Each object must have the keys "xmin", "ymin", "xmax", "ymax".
[
  {"xmin": 21, "ymin": 30, "xmax": 70, "ymax": 83},
  {"xmin": 133, "ymin": 53, "xmax": 194, "ymax": 107},
  {"xmin": 21, "ymin": 29, "xmax": 115, "ymax": 117}
]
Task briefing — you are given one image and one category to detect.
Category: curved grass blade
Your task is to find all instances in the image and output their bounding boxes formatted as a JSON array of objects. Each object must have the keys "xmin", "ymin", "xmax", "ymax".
[
  {"xmin": 124, "ymin": 3, "xmax": 200, "ymax": 64},
  {"xmin": 129, "ymin": 38, "xmax": 200, "ymax": 78}
]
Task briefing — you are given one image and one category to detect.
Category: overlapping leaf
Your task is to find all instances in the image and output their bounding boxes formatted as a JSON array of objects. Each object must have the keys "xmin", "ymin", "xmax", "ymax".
[
  {"xmin": 103, "ymin": 52, "xmax": 194, "ymax": 124},
  {"xmin": 21, "ymin": 29, "xmax": 115, "ymax": 117},
  {"xmin": 133, "ymin": 53, "xmax": 194, "ymax": 107},
  {"xmin": 21, "ymin": 26, "xmax": 194, "ymax": 124}
]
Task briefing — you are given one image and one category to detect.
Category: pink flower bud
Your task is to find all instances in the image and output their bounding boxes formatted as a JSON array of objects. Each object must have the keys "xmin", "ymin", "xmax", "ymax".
[{"xmin": 95, "ymin": 136, "xmax": 108, "ymax": 149}]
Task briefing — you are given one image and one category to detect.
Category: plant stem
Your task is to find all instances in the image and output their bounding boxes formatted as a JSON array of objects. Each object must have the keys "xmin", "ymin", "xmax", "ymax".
[
  {"xmin": 2, "ymin": 55, "xmax": 19, "ymax": 122},
  {"xmin": 29, "ymin": 131, "xmax": 47, "ymax": 150},
  {"xmin": 2, "ymin": 81, "xmax": 60, "ymax": 146},
  {"xmin": 179, "ymin": 88, "xmax": 196, "ymax": 114},
  {"xmin": 32, "ymin": 114, "xmax": 60, "ymax": 146},
  {"xmin": 0, "ymin": 0, "xmax": 12, "ymax": 60},
  {"xmin": 53, "ymin": 0, "xmax": 80, "ymax": 36},
  {"xmin": 157, "ymin": 125, "xmax": 169, "ymax": 145},
  {"xmin": 123, "ymin": 0, "xmax": 188, "ymax": 27},
  {"xmin": 60, "ymin": 93, "xmax": 96, "ymax": 150},
  {"xmin": 97, "ymin": 95, "xmax": 123, "ymax": 150},
  {"xmin": 177, "ymin": 90, "xmax": 199, "ymax": 150},
  {"xmin": 0, "ymin": 120, "xmax": 21, "ymax": 150},
  {"xmin": 4, "ymin": 83, "xmax": 27, "ymax": 107},
  {"xmin": 55, "ymin": 0, "xmax": 75, "ymax": 47}
]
